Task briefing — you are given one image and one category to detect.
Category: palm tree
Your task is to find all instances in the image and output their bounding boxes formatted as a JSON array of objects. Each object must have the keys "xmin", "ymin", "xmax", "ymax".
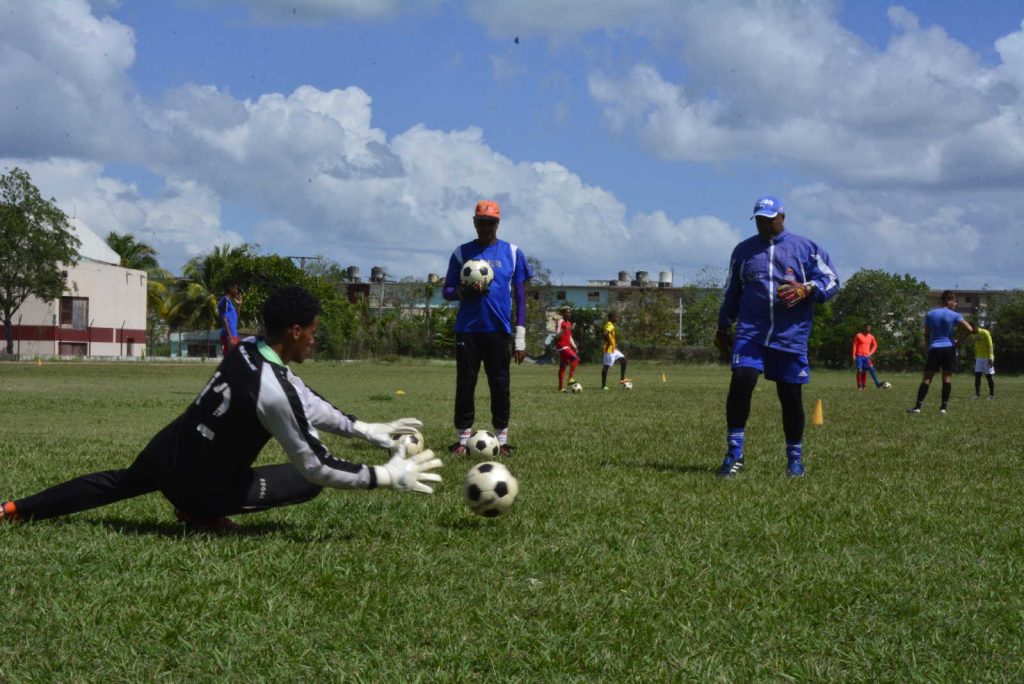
[
  {"xmin": 165, "ymin": 244, "xmax": 251, "ymax": 330},
  {"xmin": 105, "ymin": 232, "xmax": 161, "ymax": 271},
  {"xmin": 105, "ymin": 232, "xmax": 176, "ymax": 353}
]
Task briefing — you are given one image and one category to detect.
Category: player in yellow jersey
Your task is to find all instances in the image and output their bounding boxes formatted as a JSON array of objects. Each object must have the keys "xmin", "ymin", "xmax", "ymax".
[
  {"xmin": 601, "ymin": 310, "xmax": 629, "ymax": 390},
  {"xmin": 972, "ymin": 321, "xmax": 995, "ymax": 399}
]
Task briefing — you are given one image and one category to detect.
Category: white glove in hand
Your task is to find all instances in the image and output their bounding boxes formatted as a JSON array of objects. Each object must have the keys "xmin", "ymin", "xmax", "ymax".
[
  {"xmin": 514, "ymin": 325, "xmax": 526, "ymax": 352},
  {"xmin": 352, "ymin": 418, "xmax": 423, "ymax": 448},
  {"xmin": 374, "ymin": 446, "xmax": 444, "ymax": 494}
]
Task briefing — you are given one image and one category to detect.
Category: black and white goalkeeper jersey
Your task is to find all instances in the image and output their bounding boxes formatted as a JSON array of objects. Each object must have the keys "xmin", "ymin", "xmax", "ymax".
[{"xmin": 152, "ymin": 339, "xmax": 378, "ymax": 492}]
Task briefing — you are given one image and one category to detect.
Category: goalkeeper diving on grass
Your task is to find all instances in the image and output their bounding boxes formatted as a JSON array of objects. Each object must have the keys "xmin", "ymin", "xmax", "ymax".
[{"xmin": 0, "ymin": 285, "xmax": 442, "ymax": 529}]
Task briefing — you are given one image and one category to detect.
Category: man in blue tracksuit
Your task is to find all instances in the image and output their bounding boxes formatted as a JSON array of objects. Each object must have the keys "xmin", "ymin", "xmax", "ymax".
[{"xmin": 714, "ymin": 196, "xmax": 840, "ymax": 477}]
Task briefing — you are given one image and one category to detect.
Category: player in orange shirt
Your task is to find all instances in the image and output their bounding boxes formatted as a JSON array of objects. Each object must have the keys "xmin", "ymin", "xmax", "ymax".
[{"xmin": 852, "ymin": 323, "xmax": 890, "ymax": 390}]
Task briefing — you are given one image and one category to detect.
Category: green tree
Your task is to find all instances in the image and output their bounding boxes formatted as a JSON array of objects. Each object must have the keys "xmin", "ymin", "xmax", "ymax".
[
  {"xmin": 619, "ymin": 288, "xmax": 679, "ymax": 356},
  {"xmin": 0, "ymin": 168, "xmax": 80, "ymax": 354},
  {"xmin": 813, "ymin": 269, "xmax": 930, "ymax": 370},
  {"xmin": 990, "ymin": 290, "xmax": 1024, "ymax": 373},
  {"xmin": 165, "ymin": 244, "xmax": 253, "ymax": 331},
  {"xmin": 105, "ymin": 231, "xmax": 161, "ymax": 271},
  {"xmin": 524, "ymin": 256, "xmax": 554, "ymax": 357},
  {"xmin": 679, "ymin": 286, "xmax": 721, "ymax": 348},
  {"xmin": 105, "ymin": 231, "xmax": 175, "ymax": 356}
]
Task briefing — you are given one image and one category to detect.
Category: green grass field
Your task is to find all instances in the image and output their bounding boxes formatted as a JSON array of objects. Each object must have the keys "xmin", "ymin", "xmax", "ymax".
[{"xmin": 1, "ymin": 360, "xmax": 1021, "ymax": 681}]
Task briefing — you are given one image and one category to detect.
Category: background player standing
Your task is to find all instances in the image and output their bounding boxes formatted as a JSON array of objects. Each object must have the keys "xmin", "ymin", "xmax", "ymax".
[
  {"xmin": 972, "ymin": 321, "xmax": 996, "ymax": 400},
  {"xmin": 601, "ymin": 310, "xmax": 629, "ymax": 390},
  {"xmin": 907, "ymin": 290, "xmax": 974, "ymax": 414},
  {"xmin": 443, "ymin": 200, "xmax": 533, "ymax": 455},
  {"xmin": 555, "ymin": 305, "xmax": 580, "ymax": 392},
  {"xmin": 852, "ymin": 323, "xmax": 891, "ymax": 390},
  {"xmin": 714, "ymin": 195, "xmax": 840, "ymax": 478},
  {"xmin": 218, "ymin": 283, "xmax": 243, "ymax": 357}
]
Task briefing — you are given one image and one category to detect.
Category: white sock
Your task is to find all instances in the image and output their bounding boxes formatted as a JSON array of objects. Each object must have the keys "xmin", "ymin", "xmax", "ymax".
[
  {"xmin": 457, "ymin": 428, "xmax": 472, "ymax": 445},
  {"xmin": 497, "ymin": 428, "xmax": 508, "ymax": 445}
]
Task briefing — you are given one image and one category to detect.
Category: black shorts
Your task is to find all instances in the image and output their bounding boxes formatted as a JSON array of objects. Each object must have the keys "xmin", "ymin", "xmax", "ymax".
[{"xmin": 924, "ymin": 347, "xmax": 958, "ymax": 373}]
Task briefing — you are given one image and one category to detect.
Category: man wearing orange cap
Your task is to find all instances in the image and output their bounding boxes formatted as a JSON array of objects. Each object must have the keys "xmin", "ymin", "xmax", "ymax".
[{"xmin": 443, "ymin": 200, "xmax": 533, "ymax": 455}]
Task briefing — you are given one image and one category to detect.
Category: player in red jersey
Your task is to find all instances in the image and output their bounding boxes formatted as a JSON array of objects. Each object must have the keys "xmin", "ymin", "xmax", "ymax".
[{"xmin": 555, "ymin": 306, "xmax": 580, "ymax": 392}]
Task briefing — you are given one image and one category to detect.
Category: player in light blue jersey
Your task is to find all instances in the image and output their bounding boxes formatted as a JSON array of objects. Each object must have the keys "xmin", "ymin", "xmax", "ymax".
[
  {"xmin": 443, "ymin": 200, "xmax": 533, "ymax": 455},
  {"xmin": 714, "ymin": 195, "xmax": 840, "ymax": 478},
  {"xmin": 907, "ymin": 290, "xmax": 973, "ymax": 414}
]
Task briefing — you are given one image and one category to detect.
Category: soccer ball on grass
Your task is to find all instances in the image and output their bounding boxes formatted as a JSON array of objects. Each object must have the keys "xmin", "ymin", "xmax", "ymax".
[
  {"xmin": 622, "ymin": 381, "xmax": 633, "ymax": 390},
  {"xmin": 463, "ymin": 462, "xmax": 519, "ymax": 517},
  {"xmin": 466, "ymin": 430, "xmax": 500, "ymax": 459},
  {"xmin": 570, "ymin": 382, "xmax": 583, "ymax": 394}
]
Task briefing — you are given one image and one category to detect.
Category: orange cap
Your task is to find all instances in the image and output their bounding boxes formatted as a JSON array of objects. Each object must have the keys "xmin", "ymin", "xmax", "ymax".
[{"xmin": 474, "ymin": 200, "xmax": 501, "ymax": 220}]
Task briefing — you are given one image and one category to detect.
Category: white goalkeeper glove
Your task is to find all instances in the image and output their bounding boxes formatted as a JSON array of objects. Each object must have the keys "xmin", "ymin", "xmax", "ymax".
[
  {"xmin": 514, "ymin": 325, "xmax": 526, "ymax": 353},
  {"xmin": 352, "ymin": 418, "xmax": 424, "ymax": 449},
  {"xmin": 374, "ymin": 446, "xmax": 444, "ymax": 494}
]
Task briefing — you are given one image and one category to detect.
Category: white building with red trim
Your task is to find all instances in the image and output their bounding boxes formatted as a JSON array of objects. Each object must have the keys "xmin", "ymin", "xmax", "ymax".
[{"xmin": 1, "ymin": 219, "xmax": 147, "ymax": 357}]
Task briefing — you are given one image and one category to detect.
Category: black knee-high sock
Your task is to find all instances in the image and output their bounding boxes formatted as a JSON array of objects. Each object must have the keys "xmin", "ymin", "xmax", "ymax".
[
  {"xmin": 940, "ymin": 382, "xmax": 951, "ymax": 406},
  {"xmin": 726, "ymin": 367, "xmax": 759, "ymax": 430},
  {"xmin": 776, "ymin": 382, "xmax": 805, "ymax": 445},
  {"xmin": 619, "ymin": 360, "xmax": 628, "ymax": 381},
  {"xmin": 915, "ymin": 382, "xmax": 929, "ymax": 407},
  {"xmin": 601, "ymin": 365, "xmax": 609, "ymax": 387},
  {"xmin": 975, "ymin": 373, "xmax": 982, "ymax": 396},
  {"xmin": 987, "ymin": 375, "xmax": 995, "ymax": 396}
]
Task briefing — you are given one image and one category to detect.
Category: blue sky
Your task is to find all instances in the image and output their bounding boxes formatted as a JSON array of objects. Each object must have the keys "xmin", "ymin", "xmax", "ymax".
[{"xmin": 4, "ymin": 0, "xmax": 1024, "ymax": 288}]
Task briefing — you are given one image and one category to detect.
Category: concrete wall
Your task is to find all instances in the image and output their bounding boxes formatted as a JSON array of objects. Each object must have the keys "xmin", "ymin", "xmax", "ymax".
[{"xmin": 1, "ymin": 258, "xmax": 148, "ymax": 358}]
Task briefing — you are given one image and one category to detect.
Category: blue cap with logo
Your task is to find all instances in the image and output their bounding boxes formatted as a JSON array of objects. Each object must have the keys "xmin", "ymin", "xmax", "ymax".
[{"xmin": 751, "ymin": 195, "xmax": 783, "ymax": 219}]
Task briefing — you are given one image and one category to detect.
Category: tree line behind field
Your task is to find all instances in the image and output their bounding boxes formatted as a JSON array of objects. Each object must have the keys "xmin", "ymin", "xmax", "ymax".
[
  {"xmin": 102, "ymin": 237, "xmax": 1024, "ymax": 375},
  {"xmin": 4, "ymin": 166, "xmax": 1024, "ymax": 371}
]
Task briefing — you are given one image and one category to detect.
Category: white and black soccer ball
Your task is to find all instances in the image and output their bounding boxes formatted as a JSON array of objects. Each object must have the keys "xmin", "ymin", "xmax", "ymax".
[
  {"xmin": 570, "ymin": 382, "xmax": 583, "ymax": 394},
  {"xmin": 622, "ymin": 381, "xmax": 633, "ymax": 390},
  {"xmin": 466, "ymin": 430, "xmax": 500, "ymax": 459},
  {"xmin": 460, "ymin": 259, "xmax": 494, "ymax": 289},
  {"xmin": 463, "ymin": 461, "xmax": 519, "ymax": 517},
  {"xmin": 392, "ymin": 429, "xmax": 425, "ymax": 455}
]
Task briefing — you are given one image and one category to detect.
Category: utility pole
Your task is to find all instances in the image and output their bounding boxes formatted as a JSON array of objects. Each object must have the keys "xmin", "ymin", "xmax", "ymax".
[{"xmin": 284, "ymin": 256, "xmax": 323, "ymax": 271}]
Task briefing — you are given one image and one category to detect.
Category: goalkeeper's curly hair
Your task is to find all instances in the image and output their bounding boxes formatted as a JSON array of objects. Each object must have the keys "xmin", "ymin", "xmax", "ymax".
[{"xmin": 261, "ymin": 285, "xmax": 321, "ymax": 338}]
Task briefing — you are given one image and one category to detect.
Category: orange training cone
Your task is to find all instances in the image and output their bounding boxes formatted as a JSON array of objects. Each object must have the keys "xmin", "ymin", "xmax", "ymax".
[{"xmin": 811, "ymin": 399, "xmax": 824, "ymax": 426}]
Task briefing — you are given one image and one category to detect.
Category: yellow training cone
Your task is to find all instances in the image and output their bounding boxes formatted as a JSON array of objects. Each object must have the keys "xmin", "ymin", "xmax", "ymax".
[
  {"xmin": 811, "ymin": 399, "xmax": 824, "ymax": 426},
  {"xmin": 395, "ymin": 390, "xmax": 406, "ymax": 396},
  {"xmin": 37, "ymin": 356, "xmax": 42, "ymax": 366},
  {"xmin": 660, "ymin": 372, "xmax": 667, "ymax": 383}
]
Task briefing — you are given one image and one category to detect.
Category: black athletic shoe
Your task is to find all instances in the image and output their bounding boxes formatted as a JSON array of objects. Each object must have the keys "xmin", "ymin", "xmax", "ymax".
[
  {"xmin": 498, "ymin": 444, "xmax": 514, "ymax": 457},
  {"xmin": 448, "ymin": 442, "xmax": 468, "ymax": 456}
]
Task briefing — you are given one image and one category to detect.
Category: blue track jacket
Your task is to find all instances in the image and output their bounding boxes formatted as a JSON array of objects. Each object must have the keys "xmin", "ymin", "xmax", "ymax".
[{"xmin": 718, "ymin": 229, "xmax": 840, "ymax": 355}]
